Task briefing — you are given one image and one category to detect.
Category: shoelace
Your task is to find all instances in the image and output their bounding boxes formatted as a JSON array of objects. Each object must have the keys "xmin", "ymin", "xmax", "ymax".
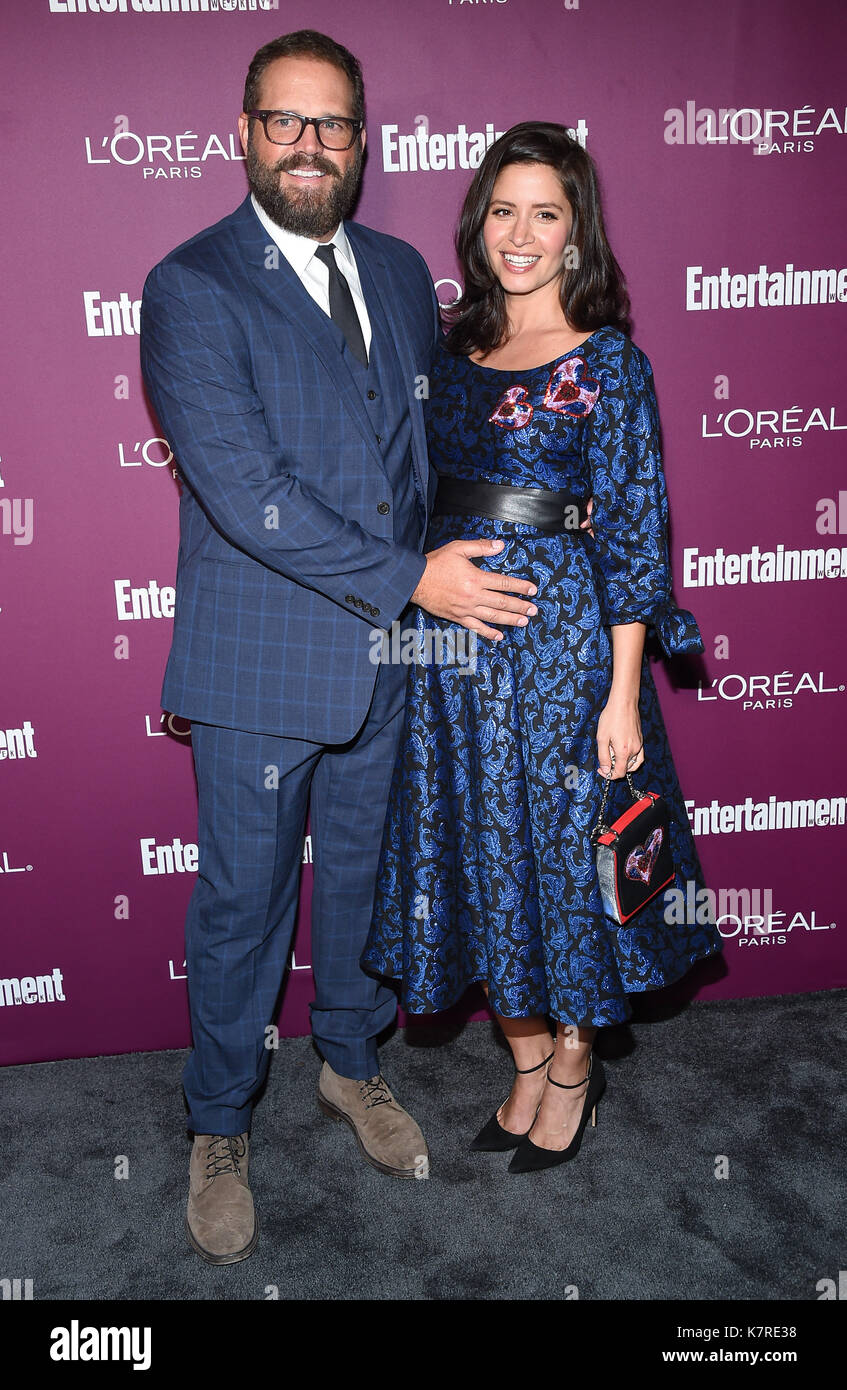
[
  {"xmin": 359, "ymin": 1075, "xmax": 393, "ymax": 1108},
  {"xmin": 205, "ymin": 1134, "xmax": 246, "ymax": 1179}
]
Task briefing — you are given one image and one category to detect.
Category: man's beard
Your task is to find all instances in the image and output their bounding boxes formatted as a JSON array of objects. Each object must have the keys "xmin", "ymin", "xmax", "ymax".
[{"xmin": 246, "ymin": 140, "xmax": 364, "ymax": 238}]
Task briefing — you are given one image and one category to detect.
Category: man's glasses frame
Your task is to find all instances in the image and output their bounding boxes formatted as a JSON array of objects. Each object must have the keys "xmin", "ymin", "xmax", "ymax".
[{"xmin": 247, "ymin": 110, "xmax": 363, "ymax": 151}]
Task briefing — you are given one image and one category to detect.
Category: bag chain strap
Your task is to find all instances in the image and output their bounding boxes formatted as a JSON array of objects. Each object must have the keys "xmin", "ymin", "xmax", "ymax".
[{"xmin": 590, "ymin": 755, "xmax": 642, "ymax": 846}]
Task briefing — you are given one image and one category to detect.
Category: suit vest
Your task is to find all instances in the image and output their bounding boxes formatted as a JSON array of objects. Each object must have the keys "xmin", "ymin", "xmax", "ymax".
[{"xmin": 324, "ymin": 252, "xmax": 425, "ymax": 552}]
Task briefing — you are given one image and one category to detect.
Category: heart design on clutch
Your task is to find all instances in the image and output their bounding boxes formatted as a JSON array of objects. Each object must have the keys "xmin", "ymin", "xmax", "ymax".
[
  {"xmin": 489, "ymin": 386, "xmax": 533, "ymax": 429},
  {"xmin": 624, "ymin": 828, "xmax": 663, "ymax": 884},
  {"xmin": 542, "ymin": 357, "xmax": 600, "ymax": 417}
]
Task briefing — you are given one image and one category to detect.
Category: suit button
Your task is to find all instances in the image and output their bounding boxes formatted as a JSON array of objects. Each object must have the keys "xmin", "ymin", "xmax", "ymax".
[
  {"xmin": 345, "ymin": 594, "xmax": 355, "ymax": 604},
  {"xmin": 377, "ymin": 501, "xmax": 390, "ymax": 515},
  {"xmin": 372, "ymin": 607, "xmax": 380, "ymax": 617},
  {"xmin": 367, "ymin": 389, "xmax": 377, "ymax": 400}
]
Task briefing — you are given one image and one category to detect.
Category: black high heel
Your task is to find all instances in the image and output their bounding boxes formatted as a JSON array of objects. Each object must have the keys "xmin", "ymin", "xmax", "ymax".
[
  {"xmin": 507, "ymin": 1052, "xmax": 606, "ymax": 1173},
  {"xmin": 469, "ymin": 1051, "xmax": 554, "ymax": 1152}
]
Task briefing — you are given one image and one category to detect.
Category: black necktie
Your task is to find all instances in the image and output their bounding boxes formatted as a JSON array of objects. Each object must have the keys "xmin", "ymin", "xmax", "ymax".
[{"xmin": 313, "ymin": 243, "xmax": 368, "ymax": 367}]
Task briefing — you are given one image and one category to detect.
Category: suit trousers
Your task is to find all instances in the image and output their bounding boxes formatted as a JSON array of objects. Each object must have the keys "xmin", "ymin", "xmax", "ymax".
[{"xmin": 181, "ymin": 656, "xmax": 407, "ymax": 1136}]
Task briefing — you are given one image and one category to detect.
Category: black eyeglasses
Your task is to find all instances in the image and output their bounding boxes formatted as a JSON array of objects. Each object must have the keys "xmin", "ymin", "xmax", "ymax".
[{"xmin": 247, "ymin": 110, "xmax": 363, "ymax": 151}]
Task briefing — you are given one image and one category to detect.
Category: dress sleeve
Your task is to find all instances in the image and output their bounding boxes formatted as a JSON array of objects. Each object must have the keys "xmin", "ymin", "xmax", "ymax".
[{"xmin": 581, "ymin": 336, "xmax": 703, "ymax": 657}]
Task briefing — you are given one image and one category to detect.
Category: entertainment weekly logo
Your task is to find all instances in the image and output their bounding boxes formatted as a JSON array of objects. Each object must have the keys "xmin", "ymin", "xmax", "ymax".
[
  {"xmin": 686, "ymin": 262, "xmax": 847, "ymax": 311},
  {"xmin": 682, "ymin": 542, "xmax": 847, "ymax": 588},
  {"xmin": 145, "ymin": 833, "xmax": 313, "ymax": 874},
  {"xmin": 84, "ymin": 292, "xmax": 140, "ymax": 337},
  {"xmin": 0, "ymin": 969, "xmax": 66, "ymax": 1008},
  {"xmin": 52, "ymin": 1, "xmax": 278, "ymax": 14},
  {"xmin": 663, "ymin": 101, "xmax": 847, "ymax": 155},
  {"xmin": 114, "ymin": 579, "xmax": 175, "ymax": 620},
  {"xmin": 84, "ymin": 122, "xmax": 244, "ymax": 181},
  {"xmin": 685, "ymin": 793, "xmax": 845, "ymax": 836},
  {"xmin": 0, "ymin": 722, "xmax": 37, "ymax": 761},
  {"xmin": 381, "ymin": 117, "xmax": 588, "ymax": 173}
]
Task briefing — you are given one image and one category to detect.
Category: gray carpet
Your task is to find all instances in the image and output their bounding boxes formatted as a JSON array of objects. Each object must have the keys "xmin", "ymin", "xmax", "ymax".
[{"xmin": 2, "ymin": 989, "xmax": 844, "ymax": 1301}]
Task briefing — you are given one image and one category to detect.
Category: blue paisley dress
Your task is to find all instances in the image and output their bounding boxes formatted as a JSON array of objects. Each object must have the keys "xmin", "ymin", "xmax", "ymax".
[{"xmin": 361, "ymin": 325, "xmax": 723, "ymax": 1026}]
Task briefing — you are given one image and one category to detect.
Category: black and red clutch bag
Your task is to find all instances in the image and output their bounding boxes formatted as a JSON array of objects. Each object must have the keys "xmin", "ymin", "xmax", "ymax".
[{"xmin": 590, "ymin": 767, "xmax": 675, "ymax": 925}]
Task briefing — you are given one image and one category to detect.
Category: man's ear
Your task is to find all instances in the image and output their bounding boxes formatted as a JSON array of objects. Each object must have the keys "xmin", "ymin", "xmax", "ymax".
[
  {"xmin": 360, "ymin": 126, "xmax": 367, "ymax": 156},
  {"xmin": 237, "ymin": 113, "xmax": 250, "ymax": 159}
]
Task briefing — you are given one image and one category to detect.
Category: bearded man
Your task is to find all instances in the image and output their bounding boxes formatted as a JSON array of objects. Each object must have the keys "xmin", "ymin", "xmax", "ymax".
[{"xmin": 140, "ymin": 28, "xmax": 535, "ymax": 1264}]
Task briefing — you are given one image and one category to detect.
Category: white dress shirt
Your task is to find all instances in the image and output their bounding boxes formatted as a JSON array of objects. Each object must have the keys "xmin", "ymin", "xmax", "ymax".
[{"xmin": 250, "ymin": 192, "xmax": 372, "ymax": 355}]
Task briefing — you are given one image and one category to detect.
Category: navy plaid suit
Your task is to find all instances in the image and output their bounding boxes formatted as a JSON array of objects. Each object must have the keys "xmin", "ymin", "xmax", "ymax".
[{"xmin": 140, "ymin": 195, "xmax": 441, "ymax": 1134}]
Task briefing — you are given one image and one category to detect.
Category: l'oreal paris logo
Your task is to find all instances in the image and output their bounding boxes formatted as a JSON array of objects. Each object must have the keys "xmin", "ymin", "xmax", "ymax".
[
  {"xmin": 696, "ymin": 671, "xmax": 843, "ymax": 712},
  {"xmin": 84, "ymin": 120, "xmax": 244, "ymax": 179},
  {"xmin": 701, "ymin": 405, "xmax": 846, "ymax": 446},
  {"xmin": 664, "ymin": 101, "xmax": 847, "ymax": 154}
]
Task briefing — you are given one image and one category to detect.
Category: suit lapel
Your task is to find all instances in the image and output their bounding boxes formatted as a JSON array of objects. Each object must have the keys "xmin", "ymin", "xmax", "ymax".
[
  {"xmin": 349, "ymin": 224, "xmax": 429, "ymax": 510},
  {"xmin": 233, "ymin": 199, "xmax": 389, "ymax": 478}
]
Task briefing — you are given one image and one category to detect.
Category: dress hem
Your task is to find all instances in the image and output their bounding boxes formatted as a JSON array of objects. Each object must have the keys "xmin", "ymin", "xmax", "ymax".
[{"xmin": 361, "ymin": 942, "xmax": 722, "ymax": 1028}]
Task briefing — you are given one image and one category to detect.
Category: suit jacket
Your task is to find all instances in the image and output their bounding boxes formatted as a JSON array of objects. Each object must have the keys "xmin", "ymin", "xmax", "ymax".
[{"xmin": 140, "ymin": 194, "xmax": 440, "ymax": 741}]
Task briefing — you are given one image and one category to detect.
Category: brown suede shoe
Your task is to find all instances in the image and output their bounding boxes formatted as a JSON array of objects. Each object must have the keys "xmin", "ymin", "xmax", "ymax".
[
  {"xmin": 186, "ymin": 1133, "xmax": 258, "ymax": 1264},
  {"xmin": 317, "ymin": 1062, "xmax": 429, "ymax": 1178}
]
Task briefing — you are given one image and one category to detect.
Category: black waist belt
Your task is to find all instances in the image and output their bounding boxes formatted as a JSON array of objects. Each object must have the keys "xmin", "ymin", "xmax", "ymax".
[{"xmin": 433, "ymin": 476, "xmax": 590, "ymax": 535}]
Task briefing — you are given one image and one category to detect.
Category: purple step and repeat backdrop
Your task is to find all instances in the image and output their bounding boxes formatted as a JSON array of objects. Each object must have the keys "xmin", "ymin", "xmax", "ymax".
[{"xmin": 1, "ymin": 0, "xmax": 845, "ymax": 1066}]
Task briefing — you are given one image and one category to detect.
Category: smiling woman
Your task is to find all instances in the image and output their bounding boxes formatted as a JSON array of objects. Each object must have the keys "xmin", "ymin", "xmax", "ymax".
[
  {"xmin": 448, "ymin": 121, "xmax": 630, "ymax": 362},
  {"xmin": 362, "ymin": 121, "xmax": 723, "ymax": 1176},
  {"xmin": 486, "ymin": 168, "xmax": 572, "ymax": 273},
  {"xmin": 474, "ymin": 161, "xmax": 589, "ymax": 366}
]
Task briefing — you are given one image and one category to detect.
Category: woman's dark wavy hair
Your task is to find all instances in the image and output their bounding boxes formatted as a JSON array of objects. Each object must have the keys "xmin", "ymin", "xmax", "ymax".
[{"xmin": 445, "ymin": 122, "xmax": 631, "ymax": 355}]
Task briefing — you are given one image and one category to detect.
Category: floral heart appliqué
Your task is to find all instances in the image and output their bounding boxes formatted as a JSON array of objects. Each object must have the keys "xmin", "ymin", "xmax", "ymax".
[
  {"xmin": 624, "ymin": 828, "xmax": 663, "ymax": 884},
  {"xmin": 489, "ymin": 386, "xmax": 533, "ymax": 429},
  {"xmin": 542, "ymin": 358, "xmax": 600, "ymax": 417}
]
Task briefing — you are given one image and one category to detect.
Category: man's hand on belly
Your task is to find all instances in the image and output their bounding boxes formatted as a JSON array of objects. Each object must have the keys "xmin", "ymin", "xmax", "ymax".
[{"xmin": 411, "ymin": 537, "xmax": 538, "ymax": 642}]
